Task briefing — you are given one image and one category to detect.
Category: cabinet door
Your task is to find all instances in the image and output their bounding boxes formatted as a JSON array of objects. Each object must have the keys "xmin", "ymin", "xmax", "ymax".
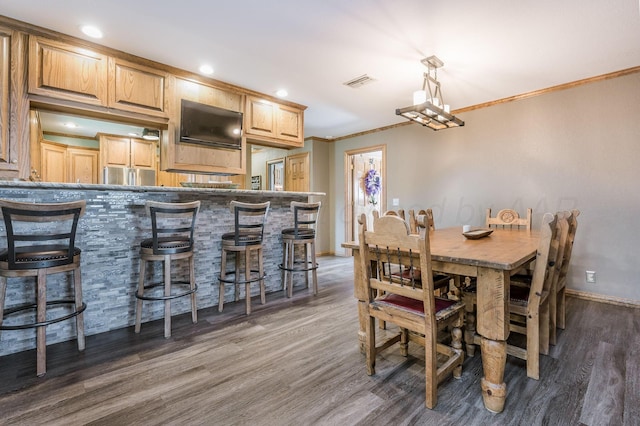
[
  {"xmin": 130, "ymin": 138, "xmax": 156, "ymax": 169},
  {"xmin": 40, "ymin": 142, "xmax": 67, "ymax": 182},
  {"xmin": 109, "ymin": 58, "xmax": 168, "ymax": 117},
  {"xmin": 245, "ymin": 96, "xmax": 276, "ymax": 138},
  {"xmin": 0, "ymin": 30, "xmax": 11, "ymax": 169},
  {"xmin": 244, "ymin": 96, "xmax": 304, "ymax": 147},
  {"xmin": 277, "ymin": 104, "xmax": 303, "ymax": 144},
  {"xmin": 68, "ymin": 147, "xmax": 99, "ymax": 183},
  {"xmin": 28, "ymin": 36, "xmax": 108, "ymax": 106},
  {"xmin": 100, "ymin": 135, "xmax": 130, "ymax": 168}
]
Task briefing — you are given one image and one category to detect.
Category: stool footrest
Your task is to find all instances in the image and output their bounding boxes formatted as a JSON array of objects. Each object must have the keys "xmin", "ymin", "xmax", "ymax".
[
  {"xmin": 135, "ymin": 281, "xmax": 198, "ymax": 301},
  {"xmin": 1, "ymin": 300, "xmax": 87, "ymax": 330},
  {"xmin": 219, "ymin": 270, "xmax": 266, "ymax": 285},
  {"xmin": 279, "ymin": 260, "xmax": 319, "ymax": 273}
]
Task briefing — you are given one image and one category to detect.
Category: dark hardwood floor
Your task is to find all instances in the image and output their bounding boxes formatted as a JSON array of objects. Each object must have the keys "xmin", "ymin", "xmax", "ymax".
[{"xmin": 0, "ymin": 256, "xmax": 638, "ymax": 425}]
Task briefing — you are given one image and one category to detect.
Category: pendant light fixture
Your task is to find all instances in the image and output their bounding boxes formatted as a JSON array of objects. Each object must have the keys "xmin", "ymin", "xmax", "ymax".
[{"xmin": 395, "ymin": 56, "xmax": 464, "ymax": 130}]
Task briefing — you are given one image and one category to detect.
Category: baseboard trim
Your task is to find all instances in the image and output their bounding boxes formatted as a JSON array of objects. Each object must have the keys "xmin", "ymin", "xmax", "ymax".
[{"xmin": 566, "ymin": 289, "xmax": 640, "ymax": 308}]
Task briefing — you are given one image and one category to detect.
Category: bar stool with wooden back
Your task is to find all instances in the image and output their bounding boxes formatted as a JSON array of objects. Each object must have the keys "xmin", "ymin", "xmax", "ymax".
[
  {"xmin": 280, "ymin": 201, "xmax": 321, "ymax": 298},
  {"xmin": 219, "ymin": 201, "xmax": 270, "ymax": 315},
  {"xmin": 135, "ymin": 200, "xmax": 200, "ymax": 338},
  {"xmin": 0, "ymin": 199, "xmax": 87, "ymax": 376}
]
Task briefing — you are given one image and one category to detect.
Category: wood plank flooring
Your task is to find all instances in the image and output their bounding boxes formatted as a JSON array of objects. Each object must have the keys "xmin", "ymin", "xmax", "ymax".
[{"xmin": 0, "ymin": 256, "xmax": 638, "ymax": 425}]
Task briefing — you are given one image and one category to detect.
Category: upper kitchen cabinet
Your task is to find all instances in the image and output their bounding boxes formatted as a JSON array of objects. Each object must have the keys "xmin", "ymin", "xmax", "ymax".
[
  {"xmin": 108, "ymin": 57, "xmax": 169, "ymax": 117},
  {"xmin": 245, "ymin": 95, "xmax": 304, "ymax": 148},
  {"xmin": 100, "ymin": 135, "xmax": 156, "ymax": 170},
  {"xmin": 28, "ymin": 36, "xmax": 108, "ymax": 106}
]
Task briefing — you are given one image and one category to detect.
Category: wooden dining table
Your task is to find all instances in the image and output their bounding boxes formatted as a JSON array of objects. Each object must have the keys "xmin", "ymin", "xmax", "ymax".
[{"xmin": 342, "ymin": 226, "xmax": 540, "ymax": 413}]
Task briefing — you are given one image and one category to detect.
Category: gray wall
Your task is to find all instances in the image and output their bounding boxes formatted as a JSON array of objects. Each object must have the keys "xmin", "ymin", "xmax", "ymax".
[{"xmin": 331, "ymin": 72, "xmax": 640, "ymax": 302}]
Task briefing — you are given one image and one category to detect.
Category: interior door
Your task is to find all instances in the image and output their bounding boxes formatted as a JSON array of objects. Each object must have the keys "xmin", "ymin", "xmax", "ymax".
[
  {"xmin": 346, "ymin": 147, "xmax": 385, "ymax": 244},
  {"xmin": 352, "ymin": 154, "xmax": 382, "ymax": 240},
  {"xmin": 285, "ymin": 152, "xmax": 309, "ymax": 192}
]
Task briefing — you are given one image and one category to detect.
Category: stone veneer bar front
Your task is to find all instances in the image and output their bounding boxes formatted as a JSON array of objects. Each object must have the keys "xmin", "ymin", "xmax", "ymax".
[{"xmin": 0, "ymin": 182, "xmax": 323, "ymax": 356}]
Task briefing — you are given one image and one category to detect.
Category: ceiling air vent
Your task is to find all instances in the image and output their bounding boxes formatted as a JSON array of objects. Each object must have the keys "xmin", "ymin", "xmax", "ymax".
[{"xmin": 343, "ymin": 74, "xmax": 376, "ymax": 88}]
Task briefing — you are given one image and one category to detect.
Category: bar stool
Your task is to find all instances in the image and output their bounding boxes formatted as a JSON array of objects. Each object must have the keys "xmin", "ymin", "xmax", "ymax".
[
  {"xmin": 0, "ymin": 199, "xmax": 87, "ymax": 377},
  {"xmin": 280, "ymin": 201, "xmax": 321, "ymax": 298},
  {"xmin": 218, "ymin": 201, "xmax": 270, "ymax": 315},
  {"xmin": 135, "ymin": 200, "xmax": 200, "ymax": 338}
]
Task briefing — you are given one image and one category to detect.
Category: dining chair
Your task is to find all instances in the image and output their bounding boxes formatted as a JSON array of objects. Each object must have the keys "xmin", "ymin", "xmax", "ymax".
[
  {"xmin": 408, "ymin": 209, "xmax": 456, "ymax": 297},
  {"xmin": 506, "ymin": 212, "xmax": 563, "ymax": 379},
  {"xmin": 463, "ymin": 206, "xmax": 535, "ymax": 354},
  {"xmin": 357, "ymin": 213, "xmax": 464, "ymax": 409},
  {"xmin": 463, "ymin": 212, "xmax": 563, "ymax": 381},
  {"xmin": 510, "ymin": 210, "xmax": 572, "ymax": 346},
  {"xmin": 486, "ymin": 208, "xmax": 532, "ymax": 230},
  {"xmin": 555, "ymin": 209, "xmax": 579, "ymax": 330}
]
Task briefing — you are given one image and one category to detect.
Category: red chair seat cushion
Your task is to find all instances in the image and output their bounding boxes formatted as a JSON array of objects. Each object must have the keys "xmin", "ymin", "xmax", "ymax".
[{"xmin": 376, "ymin": 293, "xmax": 459, "ymax": 317}]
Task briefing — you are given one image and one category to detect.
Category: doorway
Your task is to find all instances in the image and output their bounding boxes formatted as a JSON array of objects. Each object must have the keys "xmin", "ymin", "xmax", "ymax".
[{"xmin": 345, "ymin": 145, "xmax": 386, "ymax": 245}]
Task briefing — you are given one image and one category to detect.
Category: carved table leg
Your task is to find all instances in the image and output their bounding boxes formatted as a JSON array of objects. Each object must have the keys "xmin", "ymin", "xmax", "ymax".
[
  {"xmin": 477, "ymin": 267, "xmax": 510, "ymax": 413},
  {"xmin": 480, "ymin": 337, "xmax": 507, "ymax": 413}
]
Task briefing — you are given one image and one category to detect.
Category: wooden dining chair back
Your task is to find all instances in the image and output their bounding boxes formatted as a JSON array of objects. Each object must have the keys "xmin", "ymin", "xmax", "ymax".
[
  {"xmin": 507, "ymin": 212, "xmax": 561, "ymax": 380},
  {"xmin": 556, "ymin": 209, "xmax": 579, "ymax": 330},
  {"xmin": 408, "ymin": 209, "xmax": 435, "ymax": 234},
  {"xmin": 408, "ymin": 210, "xmax": 454, "ymax": 296},
  {"xmin": 485, "ymin": 208, "xmax": 532, "ymax": 230},
  {"xmin": 357, "ymin": 213, "xmax": 464, "ymax": 409},
  {"xmin": 372, "ymin": 209, "xmax": 405, "ymax": 223}
]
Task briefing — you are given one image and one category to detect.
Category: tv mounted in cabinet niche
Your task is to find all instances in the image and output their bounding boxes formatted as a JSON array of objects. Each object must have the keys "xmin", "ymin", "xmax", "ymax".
[{"xmin": 179, "ymin": 99, "xmax": 243, "ymax": 150}]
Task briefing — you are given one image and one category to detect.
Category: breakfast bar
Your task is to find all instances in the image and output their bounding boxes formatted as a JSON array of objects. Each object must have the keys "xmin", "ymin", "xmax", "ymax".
[{"xmin": 0, "ymin": 181, "xmax": 323, "ymax": 357}]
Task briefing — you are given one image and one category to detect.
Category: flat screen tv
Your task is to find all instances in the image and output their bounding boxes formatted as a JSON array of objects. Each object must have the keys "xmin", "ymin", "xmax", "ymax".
[{"xmin": 179, "ymin": 99, "xmax": 243, "ymax": 150}]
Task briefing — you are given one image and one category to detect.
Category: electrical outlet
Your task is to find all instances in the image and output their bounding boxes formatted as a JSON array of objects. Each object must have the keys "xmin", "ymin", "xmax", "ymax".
[
  {"xmin": 392, "ymin": 198, "xmax": 400, "ymax": 206},
  {"xmin": 586, "ymin": 271, "xmax": 596, "ymax": 283}
]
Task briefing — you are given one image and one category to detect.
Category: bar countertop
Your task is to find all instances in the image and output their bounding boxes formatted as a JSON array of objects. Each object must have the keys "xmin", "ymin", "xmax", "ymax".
[{"xmin": 0, "ymin": 180, "xmax": 325, "ymax": 198}]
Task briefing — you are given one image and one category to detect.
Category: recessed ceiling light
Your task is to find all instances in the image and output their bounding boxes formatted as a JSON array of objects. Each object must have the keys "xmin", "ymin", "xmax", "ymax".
[
  {"xmin": 199, "ymin": 64, "xmax": 214, "ymax": 75},
  {"xmin": 63, "ymin": 122, "xmax": 78, "ymax": 129},
  {"xmin": 81, "ymin": 25, "xmax": 103, "ymax": 39},
  {"xmin": 276, "ymin": 89, "xmax": 288, "ymax": 98}
]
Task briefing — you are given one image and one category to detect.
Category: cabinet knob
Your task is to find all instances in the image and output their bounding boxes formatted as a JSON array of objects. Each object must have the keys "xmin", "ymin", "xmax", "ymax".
[{"xmin": 11, "ymin": 159, "xmax": 17, "ymax": 164}]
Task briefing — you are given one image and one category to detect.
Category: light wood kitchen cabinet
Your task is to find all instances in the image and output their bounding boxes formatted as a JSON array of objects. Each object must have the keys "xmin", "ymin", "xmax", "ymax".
[
  {"xmin": 108, "ymin": 57, "xmax": 169, "ymax": 117},
  {"xmin": 100, "ymin": 135, "xmax": 156, "ymax": 170},
  {"xmin": 28, "ymin": 36, "xmax": 108, "ymax": 106},
  {"xmin": 40, "ymin": 141, "xmax": 99, "ymax": 183},
  {"xmin": 245, "ymin": 96, "xmax": 304, "ymax": 147},
  {"xmin": 40, "ymin": 141, "xmax": 66, "ymax": 182},
  {"xmin": 68, "ymin": 147, "xmax": 99, "ymax": 183}
]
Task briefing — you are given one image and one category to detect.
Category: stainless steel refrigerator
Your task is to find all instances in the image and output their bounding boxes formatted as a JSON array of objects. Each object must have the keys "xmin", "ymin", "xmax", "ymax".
[{"xmin": 103, "ymin": 167, "xmax": 156, "ymax": 186}]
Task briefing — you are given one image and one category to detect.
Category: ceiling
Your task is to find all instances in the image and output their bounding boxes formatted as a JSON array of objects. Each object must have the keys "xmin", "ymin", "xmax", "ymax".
[{"xmin": 2, "ymin": 0, "xmax": 640, "ymax": 139}]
